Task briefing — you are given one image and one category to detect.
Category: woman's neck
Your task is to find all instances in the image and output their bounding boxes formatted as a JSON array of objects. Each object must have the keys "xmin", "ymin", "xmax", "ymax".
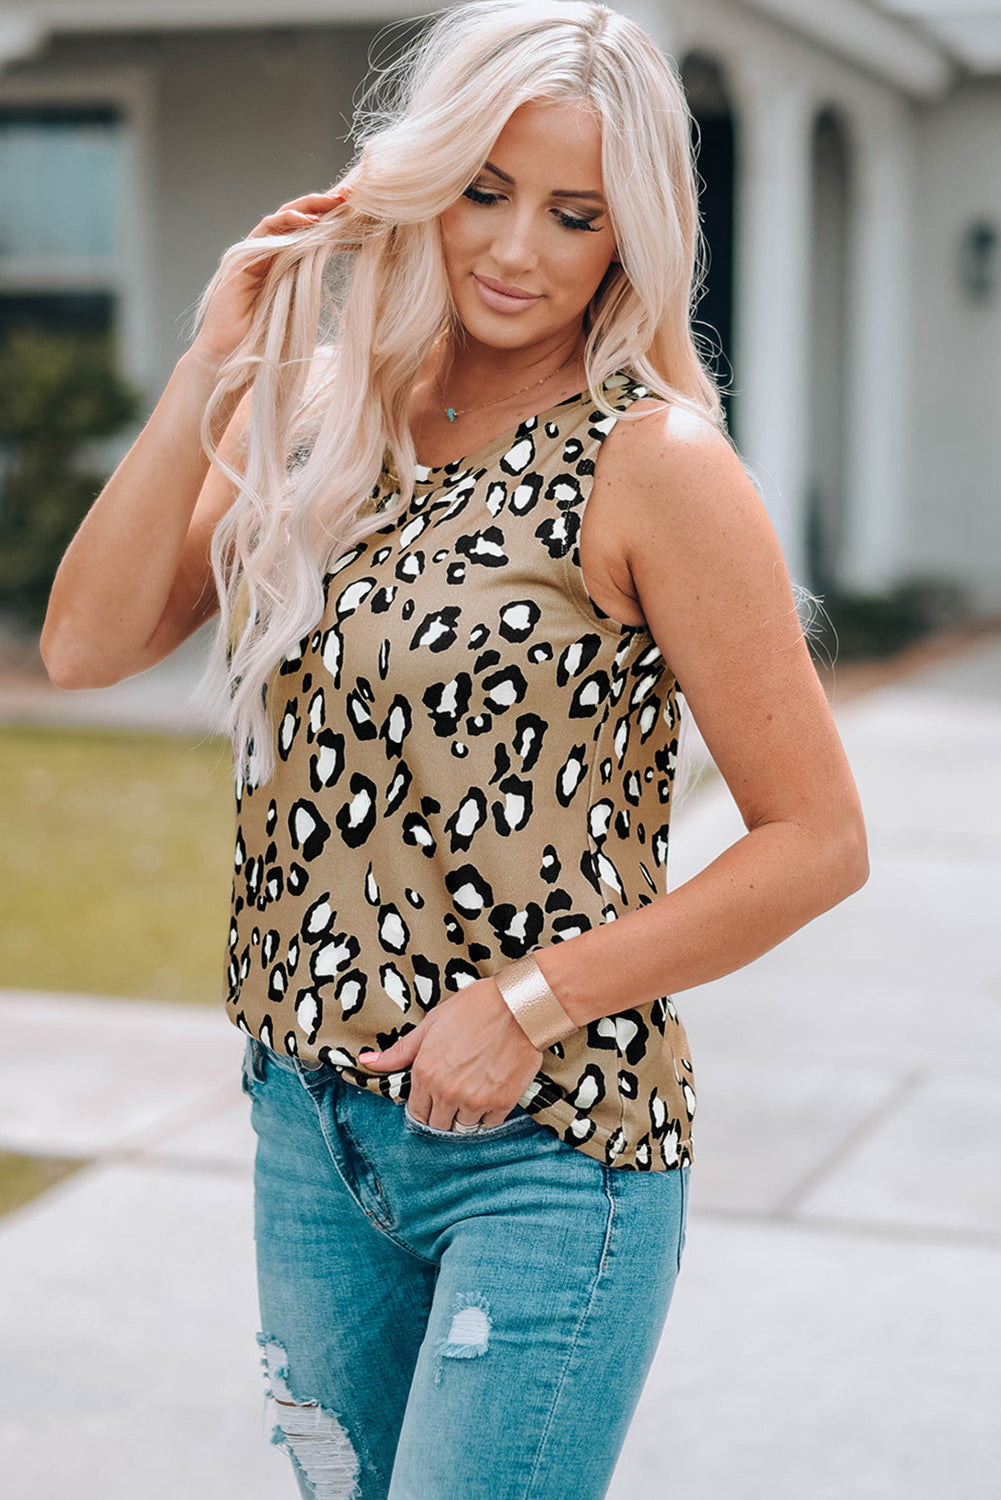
[{"xmin": 408, "ymin": 335, "xmax": 588, "ymax": 467}]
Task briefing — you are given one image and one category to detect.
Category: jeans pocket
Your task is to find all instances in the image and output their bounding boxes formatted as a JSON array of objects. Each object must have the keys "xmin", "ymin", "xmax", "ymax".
[{"xmin": 402, "ymin": 1101, "xmax": 536, "ymax": 1139}]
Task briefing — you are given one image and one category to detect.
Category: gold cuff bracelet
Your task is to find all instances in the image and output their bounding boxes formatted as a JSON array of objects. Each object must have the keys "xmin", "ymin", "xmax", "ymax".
[{"xmin": 493, "ymin": 953, "xmax": 577, "ymax": 1051}]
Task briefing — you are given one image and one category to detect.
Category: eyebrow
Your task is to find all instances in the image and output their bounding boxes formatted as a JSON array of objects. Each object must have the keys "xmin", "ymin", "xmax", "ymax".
[{"xmin": 481, "ymin": 159, "xmax": 607, "ymax": 205}]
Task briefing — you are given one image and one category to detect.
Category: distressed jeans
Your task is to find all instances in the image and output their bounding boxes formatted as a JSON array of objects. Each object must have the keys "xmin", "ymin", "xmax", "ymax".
[{"xmin": 241, "ymin": 1033, "xmax": 690, "ymax": 1500}]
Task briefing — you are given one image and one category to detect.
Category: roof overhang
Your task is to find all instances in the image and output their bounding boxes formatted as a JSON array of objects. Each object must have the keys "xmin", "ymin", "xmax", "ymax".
[
  {"xmin": 0, "ymin": 0, "xmax": 966, "ymax": 97},
  {"xmin": 0, "ymin": 0, "xmax": 424, "ymax": 70},
  {"xmin": 739, "ymin": 0, "xmax": 955, "ymax": 96},
  {"xmin": 875, "ymin": 0, "xmax": 1001, "ymax": 75}
]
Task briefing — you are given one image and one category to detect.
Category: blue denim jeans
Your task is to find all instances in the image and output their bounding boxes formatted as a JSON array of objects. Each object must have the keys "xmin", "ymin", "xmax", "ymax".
[{"xmin": 241, "ymin": 1034, "xmax": 690, "ymax": 1500}]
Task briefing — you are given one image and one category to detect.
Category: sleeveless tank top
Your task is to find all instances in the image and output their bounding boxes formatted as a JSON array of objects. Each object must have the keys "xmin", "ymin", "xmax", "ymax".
[{"xmin": 224, "ymin": 371, "xmax": 696, "ymax": 1172}]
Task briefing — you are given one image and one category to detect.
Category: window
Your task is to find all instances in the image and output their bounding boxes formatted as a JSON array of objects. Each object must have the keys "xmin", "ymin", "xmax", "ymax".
[{"xmin": 0, "ymin": 104, "xmax": 124, "ymax": 348}]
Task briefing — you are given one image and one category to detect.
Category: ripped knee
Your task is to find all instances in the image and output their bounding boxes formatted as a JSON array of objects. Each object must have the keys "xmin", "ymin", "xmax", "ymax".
[
  {"xmin": 433, "ymin": 1292, "xmax": 492, "ymax": 1386},
  {"xmin": 257, "ymin": 1333, "xmax": 362, "ymax": 1500}
]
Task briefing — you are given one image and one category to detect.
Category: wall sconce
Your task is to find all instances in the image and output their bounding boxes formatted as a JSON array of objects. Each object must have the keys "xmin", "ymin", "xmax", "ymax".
[{"xmin": 958, "ymin": 217, "xmax": 999, "ymax": 302}]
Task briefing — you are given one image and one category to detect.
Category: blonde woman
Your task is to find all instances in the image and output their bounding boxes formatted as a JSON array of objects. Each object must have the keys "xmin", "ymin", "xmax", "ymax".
[{"xmin": 41, "ymin": 2, "xmax": 868, "ymax": 1495}]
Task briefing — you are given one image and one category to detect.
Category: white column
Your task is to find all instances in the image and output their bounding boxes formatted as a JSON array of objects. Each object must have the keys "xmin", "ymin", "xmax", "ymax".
[
  {"xmin": 731, "ymin": 73, "xmax": 814, "ymax": 585},
  {"xmin": 840, "ymin": 99, "xmax": 914, "ymax": 591}
]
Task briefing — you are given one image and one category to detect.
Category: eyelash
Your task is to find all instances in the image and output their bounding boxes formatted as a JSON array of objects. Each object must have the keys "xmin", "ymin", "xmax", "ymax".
[{"xmin": 461, "ymin": 184, "xmax": 601, "ymax": 233}]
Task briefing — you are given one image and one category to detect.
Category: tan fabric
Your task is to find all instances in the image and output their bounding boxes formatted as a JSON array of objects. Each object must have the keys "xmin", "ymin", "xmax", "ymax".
[{"xmin": 224, "ymin": 372, "xmax": 696, "ymax": 1171}]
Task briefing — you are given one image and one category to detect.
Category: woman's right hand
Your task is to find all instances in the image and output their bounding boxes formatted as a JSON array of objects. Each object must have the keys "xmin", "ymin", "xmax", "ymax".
[{"xmin": 189, "ymin": 184, "xmax": 350, "ymax": 368}]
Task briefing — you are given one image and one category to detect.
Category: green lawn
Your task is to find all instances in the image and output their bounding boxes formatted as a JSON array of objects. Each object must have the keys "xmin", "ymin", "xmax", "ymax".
[
  {"xmin": 0, "ymin": 1150, "xmax": 90, "ymax": 1219},
  {"xmin": 0, "ymin": 725, "xmax": 235, "ymax": 1003}
]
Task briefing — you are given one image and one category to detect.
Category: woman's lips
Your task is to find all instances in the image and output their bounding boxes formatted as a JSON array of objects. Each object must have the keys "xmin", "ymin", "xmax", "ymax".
[{"xmin": 473, "ymin": 274, "xmax": 542, "ymax": 313}]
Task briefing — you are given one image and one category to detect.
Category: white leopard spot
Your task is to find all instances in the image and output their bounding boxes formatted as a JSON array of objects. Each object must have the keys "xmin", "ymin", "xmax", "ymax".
[
  {"xmin": 614, "ymin": 1015, "xmax": 639, "ymax": 1051},
  {"xmin": 346, "ymin": 787, "xmax": 373, "ymax": 827},
  {"xmin": 279, "ymin": 710, "xmax": 297, "ymax": 751},
  {"xmin": 504, "ymin": 602, "xmax": 533, "ymax": 631},
  {"xmin": 563, "ymin": 641, "xmax": 587, "ymax": 675},
  {"xmin": 295, "ymin": 991, "xmax": 319, "ymax": 1035},
  {"xmin": 381, "ymin": 909, "xmax": 407, "ymax": 948},
  {"xmin": 502, "ymin": 790, "xmax": 526, "ymax": 828},
  {"xmin": 414, "ymin": 972, "xmax": 436, "ymax": 1006},
  {"xmin": 639, "ymin": 701, "xmax": 658, "ymax": 735},
  {"xmin": 630, "ymin": 672, "xmax": 661, "ymax": 705},
  {"xmin": 338, "ymin": 977, "xmax": 363, "ymax": 1011},
  {"xmin": 456, "ymin": 797, "xmax": 482, "ymax": 838},
  {"xmin": 419, "ymin": 616, "xmax": 453, "ymax": 647},
  {"xmin": 400, "ymin": 514, "xmax": 427, "ymax": 549},
  {"xmin": 383, "ymin": 967, "xmax": 410, "ymax": 1011},
  {"xmin": 313, "ymin": 938, "xmax": 352, "ymax": 977},
  {"xmin": 453, "ymin": 881, "xmax": 484, "ymax": 914},
  {"xmin": 336, "ymin": 578, "xmax": 375, "ymax": 616},
  {"xmin": 489, "ymin": 678, "xmax": 518, "ymax": 708},
  {"xmin": 437, "ymin": 679, "xmax": 462, "ymax": 715},
  {"xmin": 305, "ymin": 901, "xmax": 332, "ymax": 935},
  {"xmin": 574, "ymin": 1075, "xmax": 600, "ymax": 1111},
  {"xmin": 588, "ymin": 802, "xmax": 613, "ymax": 840},
  {"xmin": 316, "ymin": 743, "xmax": 339, "ymax": 782},
  {"xmin": 293, "ymin": 806, "xmax": 317, "ymax": 845},
  {"xmin": 504, "ymin": 437, "xmax": 533, "ymax": 471},
  {"xmin": 504, "ymin": 910, "xmax": 531, "ymax": 943},
  {"xmin": 321, "ymin": 630, "xmax": 343, "ymax": 679}
]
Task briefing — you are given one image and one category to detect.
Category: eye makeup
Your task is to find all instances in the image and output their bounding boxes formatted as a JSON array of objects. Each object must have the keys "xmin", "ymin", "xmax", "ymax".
[{"xmin": 462, "ymin": 182, "xmax": 603, "ymax": 233}]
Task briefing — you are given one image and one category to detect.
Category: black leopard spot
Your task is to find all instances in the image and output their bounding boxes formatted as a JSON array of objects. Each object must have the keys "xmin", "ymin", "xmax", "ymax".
[{"xmin": 288, "ymin": 800, "xmax": 331, "ymax": 862}]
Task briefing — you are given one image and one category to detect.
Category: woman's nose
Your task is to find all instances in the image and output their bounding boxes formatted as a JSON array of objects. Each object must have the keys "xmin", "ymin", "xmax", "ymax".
[{"xmin": 490, "ymin": 212, "xmax": 539, "ymax": 275}]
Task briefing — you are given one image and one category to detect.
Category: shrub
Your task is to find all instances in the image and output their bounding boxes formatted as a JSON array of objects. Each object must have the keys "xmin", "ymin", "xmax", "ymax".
[
  {"xmin": 807, "ymin": 575, "xmax": 969, "ymax": 664},
  {"xmin": 0, "ymin": 325, "xmax": 143, "ymax": 624}
]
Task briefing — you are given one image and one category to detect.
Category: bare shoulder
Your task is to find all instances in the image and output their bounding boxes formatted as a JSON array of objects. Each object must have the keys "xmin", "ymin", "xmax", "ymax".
[
  {"xmin": 597, "ymin": 395, "xmax": 751, "ymax": 514},
  {"xmin": 595, "ymin": 396, "xmax": 775, "ymax": 578}
]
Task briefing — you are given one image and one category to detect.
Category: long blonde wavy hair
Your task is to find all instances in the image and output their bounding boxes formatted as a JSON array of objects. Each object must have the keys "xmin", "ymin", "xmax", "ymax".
[{"xmin": 190, "ymin": 0, "xmax": 727, "ymax": 786}]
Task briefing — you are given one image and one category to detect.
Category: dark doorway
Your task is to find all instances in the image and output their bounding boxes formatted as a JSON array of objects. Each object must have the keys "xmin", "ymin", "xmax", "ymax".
[
  {"xmin": 806, "ymin": 107, "xmax": 852, "ymax": 594},
  {"xmin": 681, "ymin": 53, "xmax": 736, "ymax": 434}
]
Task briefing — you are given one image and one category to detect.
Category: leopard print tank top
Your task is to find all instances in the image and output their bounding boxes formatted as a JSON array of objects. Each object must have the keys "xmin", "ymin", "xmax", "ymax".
[{"xmin": 224, "ymin": 371, "xmax": 696, "ymax": 1171}]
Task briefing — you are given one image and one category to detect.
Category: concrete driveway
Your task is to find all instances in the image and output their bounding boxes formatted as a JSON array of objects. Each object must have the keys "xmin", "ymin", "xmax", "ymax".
[{"xmin": 0, "ymin": 632, "xmax": 998, "ymax": 1499}]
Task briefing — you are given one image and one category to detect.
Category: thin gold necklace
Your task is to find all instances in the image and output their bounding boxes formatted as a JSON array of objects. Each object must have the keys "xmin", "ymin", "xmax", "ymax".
[{"xmin": 439, "ymin": 349, "xmax": 580, "ymax": 424}]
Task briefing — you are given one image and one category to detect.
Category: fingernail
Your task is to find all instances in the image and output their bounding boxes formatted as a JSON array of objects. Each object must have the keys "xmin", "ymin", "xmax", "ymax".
[{"xmin": 358, "ymin": 1050, "xmax": 379, "ymax": 1060}]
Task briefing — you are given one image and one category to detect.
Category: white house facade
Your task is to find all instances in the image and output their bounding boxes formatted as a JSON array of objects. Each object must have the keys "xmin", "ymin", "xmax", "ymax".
[{"xmin": 1, "ymin": 0, "xmax": 999, "ymax": 606}]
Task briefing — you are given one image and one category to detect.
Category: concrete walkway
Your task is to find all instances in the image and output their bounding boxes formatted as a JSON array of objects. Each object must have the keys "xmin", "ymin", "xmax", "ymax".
[{"xmin": 0, "ymin": 634, "xmax": 999, "ymax": 1498}]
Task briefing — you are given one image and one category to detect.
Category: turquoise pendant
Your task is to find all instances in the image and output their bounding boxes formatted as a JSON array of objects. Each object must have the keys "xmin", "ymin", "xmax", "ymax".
[{"xmin": 446, "ymin": 407, "xmax": 457, "ymax": 423}]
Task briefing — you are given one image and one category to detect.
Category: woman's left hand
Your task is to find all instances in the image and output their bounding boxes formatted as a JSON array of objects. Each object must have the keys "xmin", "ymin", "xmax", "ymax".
[{"xmin": 358, "ymin": 978, "xmax": 544, "ymax": 1129}]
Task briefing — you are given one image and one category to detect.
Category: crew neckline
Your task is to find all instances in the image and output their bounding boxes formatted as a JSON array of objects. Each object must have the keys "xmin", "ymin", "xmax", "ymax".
[{"xmin": 382, "ymin": 373, "xmax": 633, "ymax": 486}]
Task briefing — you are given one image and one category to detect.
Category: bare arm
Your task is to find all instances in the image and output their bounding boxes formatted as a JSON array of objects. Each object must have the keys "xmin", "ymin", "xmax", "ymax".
[
  {"xmin": 533, "ymin": 402, "xmax": 870, "ymax": 1024},
  {"xmin": 40, "ymin": 184, "xmax": 349, "ymax": 689},
  {"xmin": 40, "ymin": 347, "xmax": 248, "ymax": 688}
]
